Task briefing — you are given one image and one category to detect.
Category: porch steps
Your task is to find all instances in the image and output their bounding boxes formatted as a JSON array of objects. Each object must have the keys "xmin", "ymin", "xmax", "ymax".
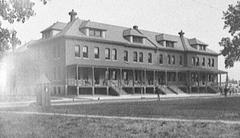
[
  {"xmin": 158, "ymin": 86, "xmax": 177, "ymax": 95},
  {"xmin": 207, "ymin": 86, "xmax": 219, "ymax": 93},
  {"xmin": 110, "ymin": 86, "xmax": 128, "ymax": 96},
  {"xmin": 109, "ymin": 81, "xmax": 128, "ymax": 96},
  {"xmin": 168, "ymin": 86, "xmax": 186, "ymax": 94}
]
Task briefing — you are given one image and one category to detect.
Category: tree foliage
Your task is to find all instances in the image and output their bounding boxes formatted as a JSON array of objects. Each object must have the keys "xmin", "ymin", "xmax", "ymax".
[
  {"xmin": 220, "ymin": 1, "xmax": 240, "ymax": 68},
  {"xmin": 0, "ymin": 0, "xmax": 48, "ymax": 52}
]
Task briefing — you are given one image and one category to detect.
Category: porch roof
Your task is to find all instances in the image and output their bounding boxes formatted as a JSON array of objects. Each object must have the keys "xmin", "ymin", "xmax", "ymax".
[{"xmin": 67, "ymin": 63, "xmax": 227, "ymax": 74}]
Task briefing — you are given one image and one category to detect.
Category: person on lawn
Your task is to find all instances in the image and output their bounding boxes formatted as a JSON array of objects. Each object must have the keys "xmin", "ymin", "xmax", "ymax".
[
  {"xmin": 155, "ymin": 86, "xmax": 160, "ymax": 101},
  {"xmin": 224, "ymin": 86, "xmax": 228, "ymax": 97}
]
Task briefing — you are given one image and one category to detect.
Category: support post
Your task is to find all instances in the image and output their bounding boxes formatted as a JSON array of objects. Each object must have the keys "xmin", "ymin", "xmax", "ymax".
[
  {"xmin": 205, "ymin": 73, "xmax": 208, "ymax": 93},
  {"xmin": 226, "ymin": 73, "xmax": 229, "ymax": 87},
  {"xmin": 133, "ymin": 69, "xmax": 135, "ymax": 94},
  {"xmin": 92, "ymin": 66, "xmax": 95, "ymax": 96},
  {"xmin": 153, "ymin": 70, "xmax": 156, "ymax": 94},
  {"xmin": 176, "ymin": 71, "xmax": 178, "ymax": 82},
  {"xmin": 106, "ymin": 68, "xmax": 109, "ymax": 95},
  {"xmin": 76, "ymin": 65, "xmax": 79, "ymax": 96},
  {"xmin": 65, "ymin": 66, "xmax": 68, "ymax": 96},
  {"xmin": 220, "ymin": 74, "xmax": 222, "ymax": 87},
  {"xmin": 165, "ymin": 70, "xmax": 168, "ymax": 86},
  {"xmin": 189, "ymin": 71, "xmax": 192, "ymax": 93},
  {"xmin": 144, "ymin": 69, "xmax": 146, "ymax": 94},
  {"xmin": 120, "ymin": 68, "xmax": 122, "ymax": 93},
  {"xmin": 197, "ymin": 72, "xmax": 200, "ymax": 93}
]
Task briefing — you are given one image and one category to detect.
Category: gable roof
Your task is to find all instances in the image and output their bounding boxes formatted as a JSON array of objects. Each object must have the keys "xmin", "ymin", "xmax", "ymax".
[
  {"xmin": 40, "ymin": 21, "xmax": 67, "ymax": 33},
  {"xmin": 189, "ymin": 38, "xmax": 208, "ymax": 46},
  {"xmin": 38, "ymin": 18, "xmax": 218, "ymax": 55},
  {"xmin": 123, "ymin": 28, "xmax": 145, "ymax": 37}
]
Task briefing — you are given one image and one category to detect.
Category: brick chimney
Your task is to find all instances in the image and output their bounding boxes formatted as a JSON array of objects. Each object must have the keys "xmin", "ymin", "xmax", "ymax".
[
  {"xmin": 68, "ymin": 9, "xmax": 77, "ymax": 22},
  {"xmin": 133, "ymin": 25, "xmax": 138, "ymax": 30}
]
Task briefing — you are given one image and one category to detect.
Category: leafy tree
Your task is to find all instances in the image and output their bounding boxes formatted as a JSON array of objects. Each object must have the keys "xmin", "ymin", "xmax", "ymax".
[
  {"xmin": 0, "ymin": 0, "xmax": 48, "ymax": 52},
  {"xmin": 219, "ymin": 1, "xmax": 240, "ymax": 68}
]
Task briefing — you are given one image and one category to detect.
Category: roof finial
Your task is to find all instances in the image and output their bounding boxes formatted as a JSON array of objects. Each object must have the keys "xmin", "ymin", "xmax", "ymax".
[
  {"xmin": 69, "ymin": 9, "xmax": 77, "ymax": 22},
  {"xmin": 178, "ymin": 30, "xmax": 185, "ymax": 37}
]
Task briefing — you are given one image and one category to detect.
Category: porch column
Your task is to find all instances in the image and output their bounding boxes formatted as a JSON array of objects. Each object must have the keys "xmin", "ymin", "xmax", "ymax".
[
  {"xmin": 106, "ymin": 68, "xmax": 109, "ymax": 95},
  {"xmin": 153, "ymin": 70, "xmax": 156, "ymax": 94},
  {"xmin": 165, "ymin": 70, "xmax": 168, "ymax": 86},
  {"xmin": 120, "ymin": 68, "xmax": 122, "ymax": 93},
  {"xmin": 141, "ymin": 70, "xmax": 143, "ymax": 95},
  {"xmin": 176, "ymin": 71, "xmax": 178, "ymax": 82},
  {"xmin": 144, "ymin": 69, "xmax": 147, "ymax": 94},
  {"xmin": 197, "ymin": 72, "xmax": 200, "ymax": 93},
  {"xmin": 76, "ymin": 65, "xmax": 79, "ymax": 96},
  {"xmin": 220, "ymin": 74, "xmax": 222, "ymax": 87},
  {"xmin": 133, "ymin": 69, "xmax": 135, "ymax": 94},
  {"xmin": 65, "ymin": 66, "xmax": 68, "ymax": 96},
  {"xmin": 189, "ymin": 71, "xmax": 192, "ymax": 93},
  {"xmin": 92, "ymin": 66, "xmax": 95, "ymax": 96},
  {"xmin": 205, "ymin": 73, "xmax": 208, "ymax": 93},
  {"xmin": 226, "ymin": 73, "xmax": 229, "ymax": 87}
]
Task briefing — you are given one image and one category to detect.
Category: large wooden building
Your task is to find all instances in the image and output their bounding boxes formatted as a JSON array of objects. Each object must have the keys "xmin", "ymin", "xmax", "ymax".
[{"xmin": 26, "ymin": 10, "xmax": 226, "ymax": 96}]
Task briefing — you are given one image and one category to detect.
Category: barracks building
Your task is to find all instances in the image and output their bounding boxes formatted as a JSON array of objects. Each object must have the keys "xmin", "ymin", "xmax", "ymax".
[{"xmin": 26, "ymin": 10, "xmax": 227, "ymax": 96}]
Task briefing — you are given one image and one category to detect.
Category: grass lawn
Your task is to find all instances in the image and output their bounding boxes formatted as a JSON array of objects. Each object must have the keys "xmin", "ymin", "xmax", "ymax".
[
  {"xmin": 0, "ymin": 113, "xmax": 240, "ymax": 137},
  {"xmin": 38, "ymin": 96, "xmax": 240, "ymax": 120},
  {"xmin": 2, "ymin": 96, "xmax": 240, "ymax": 137}
]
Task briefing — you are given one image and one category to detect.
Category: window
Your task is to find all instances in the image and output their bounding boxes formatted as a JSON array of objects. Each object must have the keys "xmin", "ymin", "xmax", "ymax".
[
  {"xmin": 159, "ymin": 54, "xmax": 163, "ymax": 64},
  {"xmin": 196, "ymin": 57, "xmax": 199, "ymax": 66},
  {"xmin": 172, "ymin": 55, "xmax": 175, "ymax": 64},
  {"xmin": 94, "ymin": 47, "xmax": 99, "ymax": 59},
  {"xmin": 212, "ymin": 58, "xmax": 214, "ymax": 67},
  {"xmin": 95, "ymin": 30, "xmax": 101, "ymax": 37},
  {"xmin": 124, "ymin": 50, "xmax": 128, "ymax": 62},
  {"xmin": 168, "ymin": 55, "xmax": 171, "ymax": 64},
  {"xmin": 208, "ymin": 58, "xmax": 211, "ymax": 67},
  {"xmin": 148, "ymin": 53, "xmax": 152, "ymax": 63},
  {"xmin": 83, "ymin": 46, "xmax": 88, "ymax": 58},
  {"xmin": 203, "ymin": 46, "xmax": 206, "ymax": 51},
  {"xmin": 192, "ymin": 57, "xmax": 195, "ymax": 66},
  {"xmin": 89, "ymin": 28, "xmax": 103, "ymax": 37},
  {"xmin": 199, "ymin": 45, "xmax": 206, "ymax": 51},
  {"xmin": 166, "ymin": 41, "xmax": 174, "ymax": 48},
  {"xmin": 105, "ymin": 48, "xmax": 110, "ymax": 60},
  {"xmin": 133, "ymin": 36, "xmax": 143, "ymax": 43},
  {"xmin": 202, "ymin": 57, "xmax": 205, "ymax": 66},
  {"xmin": 139, "ymin": 52, "xmax": 143, "ymax": 62},
  {"xmin": 179, "ymin": 56, "xmax": 183, "ymax": 65},
  {"xmin": 75, "ymin": 45, "xmax": 80, "ymax": 57},
  {"xmin": 112, "ymin": 49, "xmax": 117, "ymax": 60},
  {"xmin": 133, "ymin": 51, "xmax": 138, "ymax": 62}
]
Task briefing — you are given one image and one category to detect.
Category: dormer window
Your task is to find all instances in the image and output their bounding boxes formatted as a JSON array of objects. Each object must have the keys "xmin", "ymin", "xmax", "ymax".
[
  {"xmin": 166, "ymin": 41, "xmax": 174, "ymax": 48},
  {"xmin": 89, "ymin": 28, "xmax": 104, "ymax": 38},
  {"xmin": 189, "ymin": 38, "xmax": 208, "ymax": 51},
  {"xmin": 199, "ymin": 45, "xmax": 206, "ymax": 51},
  {"xmin": 156, "ymin": 34, "xmax": 177, "ymax": 47},
  {"xmin": 133, "ymin": 36, "xmax": 143, "ymax": 43},
  {"xmin": 123, "ymin": 27, "xmax": 145, "ymax": 44}
]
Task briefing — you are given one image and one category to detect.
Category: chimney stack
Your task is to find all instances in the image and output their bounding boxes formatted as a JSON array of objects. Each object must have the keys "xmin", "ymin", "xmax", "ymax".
[
  {"xmin": 133, "ymin": 25, "xmax": 138, "ymax": 30},
  {"xmin": 68, "ymin": 9, "xmax": 77, "ymax": 22}
]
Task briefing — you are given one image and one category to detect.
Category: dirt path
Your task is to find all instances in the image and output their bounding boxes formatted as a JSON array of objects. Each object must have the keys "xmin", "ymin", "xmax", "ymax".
[{"xmin": 1, "ymin": 110, "xmax": 240, "ymax": 125}]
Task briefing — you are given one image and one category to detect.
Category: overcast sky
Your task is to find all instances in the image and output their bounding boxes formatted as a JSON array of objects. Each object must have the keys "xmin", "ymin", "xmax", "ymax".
[{"xmin": 4, "ymin": 0, "xmax": 240, "ymax": 81}]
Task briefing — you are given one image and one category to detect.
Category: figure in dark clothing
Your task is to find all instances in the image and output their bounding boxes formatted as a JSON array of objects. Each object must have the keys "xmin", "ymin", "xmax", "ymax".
[
  {"xmin": 224, "ymin": 86, "xmax": 228, "ymax": 97},
  {"xmin": 155, "ymin": 87, "xmax": 160, "ymax": 101}
]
